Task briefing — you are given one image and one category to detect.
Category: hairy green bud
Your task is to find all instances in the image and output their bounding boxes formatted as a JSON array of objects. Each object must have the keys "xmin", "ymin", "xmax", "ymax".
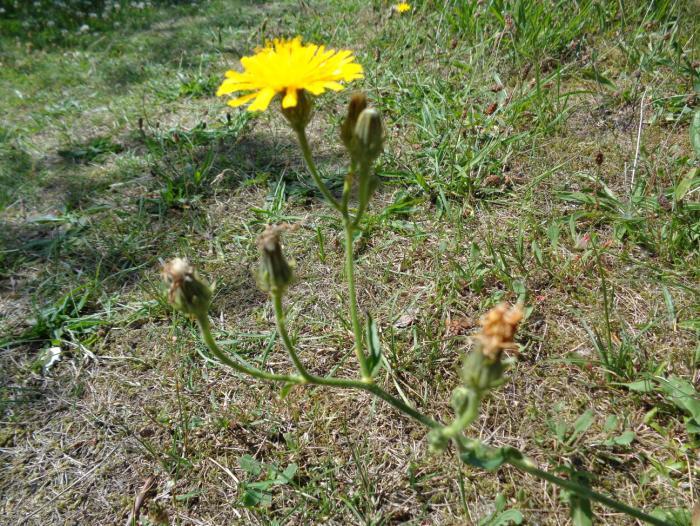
[
  {"xmin": 162, "ymin": 258, "xmax": 212, "ymax": 320},
  {"xmin": 258, "ymin": 225, "xmax": 293, "ymax": 294},
  {"xmin": 354, "ymin": 108, "xmax": 384, "ymax": 164}
]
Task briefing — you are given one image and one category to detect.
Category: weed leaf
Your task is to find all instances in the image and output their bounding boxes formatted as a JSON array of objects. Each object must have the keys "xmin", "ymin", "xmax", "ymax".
[
  {"xmin": 365, "ymin": 313, "xmax": 383, "ymax": 377},
  {"xmin": 570, "ymin": 496, "xmax": 594, "ymax": 526},
  {"xmin": 691, "ymin": 110, "xmax": 700, "ymax": 158}
]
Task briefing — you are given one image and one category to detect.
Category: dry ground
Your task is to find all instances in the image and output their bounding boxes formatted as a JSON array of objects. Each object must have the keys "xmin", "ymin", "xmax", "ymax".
[{"xmin": 1, "ymin": 1, "xmax": 699, "ymax": 525}]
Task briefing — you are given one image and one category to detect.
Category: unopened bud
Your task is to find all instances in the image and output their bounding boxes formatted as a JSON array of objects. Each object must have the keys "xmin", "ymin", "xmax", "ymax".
[
  {"xmin": 162, "ymin": 258, "xmax": 212, "ymax": 319},
  {"xmin": 461, "ymin": 349, "xmax": 505, "ymax": 392},
  {"xmin": 281, "ymin": 89, "xmax": 313, "ymax": 131},
  {"xmin": 341, "ymin": 92, "xmax": 368, "ymax": 150},
  {"xmin": 354, "ymin": 108, "xmax": 384, "ymax": 163},
  {"xmin": 258, "ymin": 225, "xmax": 293, "ymax": 294}
]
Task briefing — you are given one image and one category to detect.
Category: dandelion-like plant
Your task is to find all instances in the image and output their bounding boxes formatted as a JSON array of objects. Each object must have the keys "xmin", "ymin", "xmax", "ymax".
[
  {"xmin": 394, "ymin": 2, "xmax": 412, "ymax": 14},
  {"xmin": 159, "ymin": 37, "xmax": 673, "ymax": 526}
]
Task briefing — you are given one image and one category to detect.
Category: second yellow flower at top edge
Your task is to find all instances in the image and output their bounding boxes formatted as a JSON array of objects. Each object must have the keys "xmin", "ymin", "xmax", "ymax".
[{"xmin": 216, "ymin": 37, "xmax": 364, "ymax": 112}]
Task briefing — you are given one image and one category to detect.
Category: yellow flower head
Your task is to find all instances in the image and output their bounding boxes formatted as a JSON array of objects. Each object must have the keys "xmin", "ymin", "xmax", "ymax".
[
  {"xmin": 216, "ymin": 37, "xmax": 364, "ymax": 112},
  {"xmin": 394, "ymin": 2, "xmax": 411, "ymax": 13}
]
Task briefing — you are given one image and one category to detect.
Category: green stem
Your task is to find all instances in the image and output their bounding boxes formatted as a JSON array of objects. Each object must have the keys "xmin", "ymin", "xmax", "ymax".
[
  {"xmin": 294, "ymin": 127, "xmax": 343, "ymax": 213},
  {"xmin": 270, "ymin": 288, "xmax": 432, "ymax": 425},
  {"xmin": 206, "ymin": 301, "xmax": 433, "ymax": 428},
  {"xmin": 272, "ymin": 292, "xmax": 313, "ymax": 383},
  {"xmin": 344, "ymin": 218, "xmax": 371, "ymax": 381},
  {"xmin": 196, "ymin": 315, "xmax": 664, "ymax": 525},
  {"xmin": 321, "ymin": 376, "xmax": 441, "ymax": 430},
  {"xmin": 341, "ymin": 160, "xmax": 355, "ymax": 214},
  {"xmin": 441, "ymin": 389, "xmax": 482, "ymax": 439},
  {"xmin": 505, "ymin": 457, "xmax": 672, "ymax": 526},
  {"xmin": 196, "ymin": 315, "xmax": 302, "ymax": 384},
  {"xmin": 352, "ymin": 161, "xmax": 371, "ymax": 228}
]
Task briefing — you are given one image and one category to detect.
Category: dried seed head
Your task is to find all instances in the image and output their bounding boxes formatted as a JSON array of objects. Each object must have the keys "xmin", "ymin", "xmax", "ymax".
[
  {"xmin": 162, "ymin": 258, "xmax": 212, "ymax": 319},
  {"xmin": 461, "ymin": 303, "xmax": 523, "ymax": 392},
  {"xmin": 258, "ymin": 225, "xmax": 294, "ymax": 294},
  {"xmin": 475, "ymin": 303, "xmax": 523, "ymax": 361}
]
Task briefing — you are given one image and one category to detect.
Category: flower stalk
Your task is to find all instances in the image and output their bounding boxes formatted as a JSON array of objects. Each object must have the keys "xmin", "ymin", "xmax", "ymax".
[{"xmin": 342, "ymin": 216, "xmax": 371, "ymax": 381}]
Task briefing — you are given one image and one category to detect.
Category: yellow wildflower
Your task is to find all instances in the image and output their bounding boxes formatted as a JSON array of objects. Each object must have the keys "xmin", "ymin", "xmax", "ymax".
[
  {"xmin": 216, "ymin": 37, "xmax": 364, "ymax": 112},
  {"xmin": 394, "ymin": 2, "xmax": 411, "ymax": 13}
]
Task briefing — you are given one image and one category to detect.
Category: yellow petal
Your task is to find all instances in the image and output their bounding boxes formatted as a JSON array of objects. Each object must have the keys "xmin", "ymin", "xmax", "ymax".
[
  {"xmin": 322, "ymin": 81, "xmax": 345, "ymax": 91},
  {"xmin": 217, "ymin": 79, "xmax": 241, "ymax": 96},
  {"xmin": 248, "ymin": 87, "xmax": 277, "ymax": 112},
  {"xmin": 227, "ymin": 92, "xmax": 258, "ymax": 107},
  {"xmin": 282, "ymin": 87, "xmax": 298, "ymax": 108}
]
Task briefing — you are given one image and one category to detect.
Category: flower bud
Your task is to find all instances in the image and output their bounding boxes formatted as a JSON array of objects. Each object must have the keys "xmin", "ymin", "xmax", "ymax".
[
  {"xmin": 281, "ymin": 89, "xmax": 313, "ymax": 131},
  {"xmin": 340, "ymin": 92, "xmax": 368, "ymax": 150},
  {"xmin": 354, "ymin": 108, "xmax": 384, "ymax": 164},
  {"xmin": 461, "ymin": 348, "xmax": 505, "ymax": 392},
  {"xmin": 258, "ymin": 225, "xmax": 293, "ymax": 294},
  {"xmin": 162, "ymin": 258, "xmax": 212, "ymax": 320}
]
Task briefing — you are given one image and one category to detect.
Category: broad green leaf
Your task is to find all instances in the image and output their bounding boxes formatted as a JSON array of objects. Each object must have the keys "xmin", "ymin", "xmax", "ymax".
[
  {"xmin": 678, "ymin": 319, "xmax": 700, "ymax": 331},
  {"xmin": 659, "ymin": 376, "xmax": 700, "ymax": 421},
  {"xmin": 618, "ymin": 379, "xmax": 655, "ymax": 393},
  {"xmin": 603, "ymin": 430, "xmax": 636, "ymax": 447},
  {"xmin": 581, "ymin": 68, "xmax": 616, "ymax": 87},
  {"xmin": 278, "ymin": 463, "xmax": 298, "ymax": 483},
  {"xmin": 175, "ymin": 490, "xmax": 201, "ymax": 502},
  {"xmin": 691, "ymin": 110, "xmax": 700, "ymax": 158},
  {"xmin": 651, "ymin": 508, "xmax": 692, "ymax": 526},
  {"xmin": 561, "ymin": 470, "xmax": 596, "ymax": 526},
  {"xmin": 567, "ymin": 410, "xmax": 594, "ymax": 445},
  {"xmin": 675, "ymin": 167, "xmax": 698, "ymax": 202},
  {"xmin": 603, "ymin": 414, "xmax": 618, "ymax": 432},
  {"xmin": 479, "ymin": 509, "xmax": 524, "ymax": 526},
  {"xmin": 241, "ymin": 486, "xmax": 270, "ymax": 507},
  {"xmin": 613, "ymin": 430, "xmax": 636, "ymax": 446},
  {"xmin": 239, "ymin": 454, "xmax": 262, "ymax": 477},
  {"xmin": 658, "ymin": 376, "xmax": 700, "ymax": 438},
  {"xmin": 460, "ymin": 445, "xmax": 507, "ymax": 471},
  {"xmin": 571, "ymin": 496, "xmax": 594, "ymax": 526},
  {"xmin": 460, "ymin": 445, "xmax": 522, "ymax": 471}
]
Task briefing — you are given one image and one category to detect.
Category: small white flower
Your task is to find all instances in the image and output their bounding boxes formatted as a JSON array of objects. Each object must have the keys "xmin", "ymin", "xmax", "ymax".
[{"xmin": 79, "ymin": 24, "xmax": 90, "ymax": 33}]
